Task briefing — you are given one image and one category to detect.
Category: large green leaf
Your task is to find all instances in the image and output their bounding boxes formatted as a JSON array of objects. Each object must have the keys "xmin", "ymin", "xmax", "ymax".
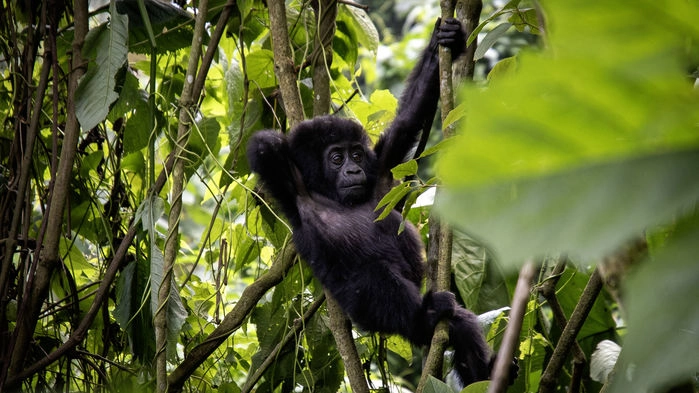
[
  {"xmin": 109, "ymin": 71, "xmax": 153, "ymax": 154},
  {"xmin": 75, "ymin": 2, "xmax": 129, "ymax": 131},
  {"xmin": 114, "ymin": 0, "xmax": 195, "ymax": 53},
  {"xmin": 439, "ymin": 149, "xmax": 699, "ymax": 265},
  {"xmin": 149, "ymin": 245, "xmax": 188, "ymax": 360},
  {"xmin": 113, "ymin": 259, "xmax": 156, "ymax": 362},
  {"xmin": 436, "ymin": 0, "xmax": 699, "ymax": 266}
]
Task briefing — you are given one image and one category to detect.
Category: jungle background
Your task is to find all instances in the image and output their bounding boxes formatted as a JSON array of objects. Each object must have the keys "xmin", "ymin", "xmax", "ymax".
[{"xmin": 0, "ymin": 0, "xmax": 698, "ymax": 392}]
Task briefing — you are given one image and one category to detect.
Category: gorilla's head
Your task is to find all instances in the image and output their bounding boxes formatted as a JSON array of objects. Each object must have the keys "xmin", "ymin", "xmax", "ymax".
[{"xmin": 288, "ymin": 116, "xmax": 377, "ymax": 205}]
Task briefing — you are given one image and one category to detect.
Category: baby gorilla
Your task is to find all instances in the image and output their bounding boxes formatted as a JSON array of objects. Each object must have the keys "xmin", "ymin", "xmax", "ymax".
[{"xmin": 248, "ymin": 18, "xmax": 492, "ymax": 386}]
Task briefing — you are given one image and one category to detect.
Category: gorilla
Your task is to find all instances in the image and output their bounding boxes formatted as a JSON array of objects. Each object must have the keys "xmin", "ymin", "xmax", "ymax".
[{"xmin": 247, "ymin": 18, "xmax": 495, "ymax": 386}]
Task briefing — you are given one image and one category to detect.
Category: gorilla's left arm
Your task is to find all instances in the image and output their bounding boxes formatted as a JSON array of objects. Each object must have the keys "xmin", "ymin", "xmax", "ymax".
[{"xmin": 374, "ymin": 18, "xmax": 466, "ymax": 177}]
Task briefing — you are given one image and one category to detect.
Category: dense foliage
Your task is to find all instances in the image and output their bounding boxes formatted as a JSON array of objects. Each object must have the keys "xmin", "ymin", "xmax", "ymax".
[{"xmin": 0, "ymin": 0, "xmax": 697, "ymax": 392}]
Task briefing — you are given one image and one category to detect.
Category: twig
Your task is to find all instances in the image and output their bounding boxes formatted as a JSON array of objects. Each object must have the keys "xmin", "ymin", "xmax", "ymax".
[
  {"xmin": 166, "ymin": 245, "xmax": 298, "ymax": 393},
  {"xmin": 538, "ymin": 258, "xmax": 587, "ymax": 392},
  {"xmin": 539, "ymin": 268, "xmax": 603, "ymax": 393},
  {"xmin": 337, "ymin": 0, "xmax": 368, "ymax": 10},
  {"xmin": 488, "ymin": 262, "xmax": 536, "ymax": 393},
  {"xmin": 241, "ymin": 293, "xmax": 326, "ymax": 393}
]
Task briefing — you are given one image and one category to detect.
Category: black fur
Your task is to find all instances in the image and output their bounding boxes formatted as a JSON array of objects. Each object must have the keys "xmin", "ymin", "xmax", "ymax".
[{"xmin": 247, "ymin": 18, "xmax": 493, "ymax": 386}]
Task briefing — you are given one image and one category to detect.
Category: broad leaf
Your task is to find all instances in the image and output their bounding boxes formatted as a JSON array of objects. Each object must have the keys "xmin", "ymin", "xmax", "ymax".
[
  {"xmin": 436, "ymin": 0, "xmax": 699, "ymax": 266},
  {"xmin": 113, "ymin": 259, "xmax": 156, "ymax": 362},
  {"xmin": 438, "ymin": 149, "xmax": 699, "ymax": 265},
  {"xmin": 114, "ymin": 0, "xmax": 195, "ymax": 53},
  {"xmin": 149, "ymin": 245, "xmax": 188, "ymax": 360},
  {"xmin": 423, "ymin": 375, "xmax": 455, "ymax": 393},
  {"xmin": 75, "ymin": 2, "xmax": 128, "ymax": 131},
  {"xmin": 391, "ymin": 159, "xmax": 418, "ymax": 179}
]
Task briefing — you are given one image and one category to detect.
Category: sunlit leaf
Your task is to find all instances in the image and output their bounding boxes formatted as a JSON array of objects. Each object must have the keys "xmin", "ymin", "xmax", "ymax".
[
  {"xmin": 246, "ymin": 49, "xmax": 277, "ymax": 89},
  {"xmin": 474, "ymin": 22, "xmax": 511, "ymax": 60},
  {"xmin": 375, "ymin": 182, "xmax": 411, "ymax": 220},
  {"xmin": 391, "ymin": 159, "xmax": 418, "ymax": 178}
]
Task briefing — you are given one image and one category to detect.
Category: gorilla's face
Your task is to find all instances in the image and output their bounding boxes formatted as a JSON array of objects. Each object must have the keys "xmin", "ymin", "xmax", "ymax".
[{"xmin": 324, "ymin": 142, "xmax": 370, "ymax": 205}]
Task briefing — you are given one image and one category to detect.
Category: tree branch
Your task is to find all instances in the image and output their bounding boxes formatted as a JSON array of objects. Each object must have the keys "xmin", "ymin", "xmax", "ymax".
[
  {"xmin": 325, "ymin": 292, "xmax": 369, "ymax": 393},
  {"xmin": 267, "ymin": 0, "xmax": 304, "ymax": 128},
  {"xmin": 454, "ymin": 0, "xmax": 483, "ymax": 82},
  {"xmin": 156, "ymin": 0, "xmax": 210, "ymax": 390},
  {"xmin": 167, "ymin": 245, "xmax": 298, "ymax": 393},
  {"xmin": 488, "ymin": 262, "xmax": 536, "ymax": 393},
  {"xmin": 240, "ymin": 292, "xmax": 325, "ymax": 393},
  {"xmin": 6, "ymin": 0, "xmax": 88, "ymax": 380},
  {"xmin": 418, "ymin": 1, "xmax": 460, "ymax": 389},
  {"xmin": 311, "ymin": 0, "xmax": 338, "ymax": 117},
  {"xmin": 539, "ymin": 268, "xmax": 603, "ymax": 393},
  {"xmin": 538, "ymin": 258, "xmax": 587, "ymax": 392}
]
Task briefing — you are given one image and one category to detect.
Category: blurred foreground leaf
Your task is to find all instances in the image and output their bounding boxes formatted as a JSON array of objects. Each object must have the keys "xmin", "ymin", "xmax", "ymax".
[
  {"xmin": 611, "ymin": 215, "xmax": 699, "ymax": 392},
  {"xmin": 435, "ymin": 1, "xmax": 699, "ymax": 391},
  {"xmin": 436, "ymin": 0, "xmax": 699, "ymax": 265}
]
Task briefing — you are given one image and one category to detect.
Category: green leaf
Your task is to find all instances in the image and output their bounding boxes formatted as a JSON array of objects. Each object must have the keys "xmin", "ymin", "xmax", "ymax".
[
  {"xmin": 437, "ymin": 0, "xmax": 699, "ymax": 267},
  {"xmin": 246, "ymin": 50, "xmax": 276, "ymax": 89},
  {"xmin": 114, "ymin": 0, "xmax": 195, "ymax": 53},
  {"xmin": 554, "ymin": 267, "xmax": 615, "ymax": 340},
  {"xmin": 391, "ymin": 159, "xmax": 418, "ymax": 179},
  {"xmin": 438, "ymin": 149, "xmax": 699, "ymax": 266},
  {"xmin": 508, "ymin": 8, "xmax": 540, "ymax": 34},
  {"xmin": 440, "ymin": 3, "xmax": 699, "ymax": 190},
  {"xmin": 375, "ymin": 182, "xmax": 411, "ymax": 220},
  {"xmin": 474, "ymin": 22, "xmax": 511, "ymax": 60},
  {"xmin": 423, "ymin": 375, "xmax": 455, "ymax": 393},
  {"xmin": 113, "ymin": 259, "xmax": 156, "ymax": 362},
  {"xmin": 348, "ymin": 89, "xmax": 398, "ymax": 140},
  {"xmin": 149, "ymin": 246, "xmax": 188, "ymax": 360},
  {"xmin": 443, "ymin": 103, "xmax": 465, "ymax": 131},
  {"xmin": 385, "ymin": 335, "xmax": 412, "ymax": 362},
  {"xmin": 462, "ymin": 380, "xmax": 489, "ymax": 393},
  {"xmin": 75, "ymin": 3, "xmax": 128, "ymax": 131},
  {"xmin": 486, "ymin": 56, "xmax": 517, "ymax": 81},
  {"xmin": 609, "ymin": 215, "xmax": 699, "ymax": 393},
  {"xmin": 109, "ymin": 72, "xmax": 153, "ymax": 154},
  {"xmin": 135, "ymin": 194, "xmax": 165, "ymax": 229},
  {"xmin": 419, "ymin": 139, "xmax": 450, "ymax": 159},
  {"xmin": 452, "ymin": 232, "xmax": 486, "ymax": 310},
  {"xmin": 337, "ymin": 4, "xmax": 379, "ymax": 52},
  {"xmin": 467, "ymin": 0, "xmax": 522, "ymax": 46}
]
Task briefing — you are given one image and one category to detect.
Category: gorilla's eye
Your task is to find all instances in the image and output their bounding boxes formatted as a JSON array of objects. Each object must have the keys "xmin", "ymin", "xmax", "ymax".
[
  {"xmin": 330, "ymin": 152, "xmax": 343, "ymax": 165},
  {"xmin": 350, "ymin": 149, "xmax": 363, "ymax": 163}
]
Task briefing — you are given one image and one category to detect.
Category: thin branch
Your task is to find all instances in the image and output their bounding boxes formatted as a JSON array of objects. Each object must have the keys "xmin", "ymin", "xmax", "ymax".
[
  {"xmin": 241, "ymin": 293, "xmax": 326, "ymax": 392},
  {"xmin": 156, "ymin": 0, "xmax": 210, "ymax": 388},
  {"xmin": 166, "ymin": 245, "xmax": 298, "ymax": 393},
  {"xmin": 539, "ymin": 268, "xmax": 604, "ymax": 393},
  {"xmin": 337, "ymin": 0, "xmax": 368, "ymax": 10},
  {"xmin": 488, "ymin": 262, "xmax": 536, "ymax": 393},
  {"xmin": 538, "ymin": 258, "xmax": 587, "ymax": 392},
  {"xmin": 6, "ymin": 0, "xmax": 88, "ymax": 380}
]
